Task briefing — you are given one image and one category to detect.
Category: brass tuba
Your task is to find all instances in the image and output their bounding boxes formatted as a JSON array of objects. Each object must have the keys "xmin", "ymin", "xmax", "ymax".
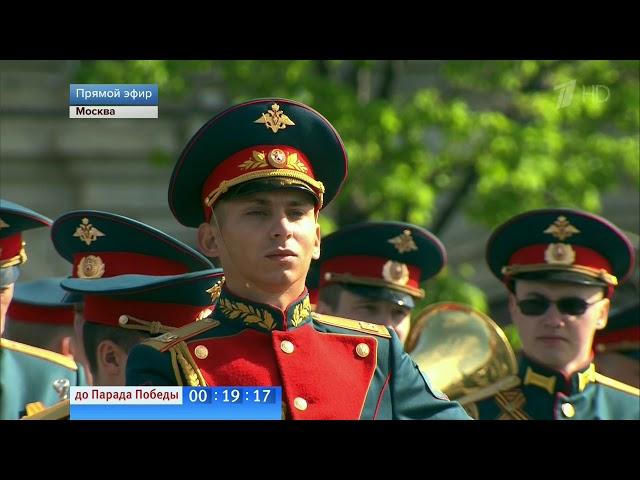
[{"xmin": 406, "ymin": 302, "xmax": 519, "ymax": 406}]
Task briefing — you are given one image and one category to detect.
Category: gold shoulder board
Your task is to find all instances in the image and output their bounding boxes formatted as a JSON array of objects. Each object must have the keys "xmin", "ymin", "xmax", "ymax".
[
  {"xmin": 21, "ymin": 400, "xmax": 70, "ymax": 420},
  {"xmin": 0, "ymin": 338, "xmax": 77, "ymax": 370},
  {"xmin": 595, "ymin": 372, "xmax": 640, "ymax": 396},
  {"xmin": 311, "ymin": 312, "xmax": 391, "ymax": 338},
  {"xmin": 142, "ymin": 319, "xmax": 221, "ymax": 352}
]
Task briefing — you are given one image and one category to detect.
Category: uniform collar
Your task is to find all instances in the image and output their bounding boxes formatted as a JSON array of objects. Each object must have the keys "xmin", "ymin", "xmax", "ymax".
[
  {"xmin": 212, "ymin": 286, "xmax": 313, "ymax": 333},
  {"xmin": 519, "ymin": 354, "xmax": 597, "ymax": 395}
]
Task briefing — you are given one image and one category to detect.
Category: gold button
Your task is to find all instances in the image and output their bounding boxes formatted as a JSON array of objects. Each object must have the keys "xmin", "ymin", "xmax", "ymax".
[
  {"xmin": 355, "ymin": 343, "xmax": 370, "ymax": 358},
  {"xmin": 294, "ymin": 397, "xmax": 308, "ymax": 411},
  {"xmin": 280, "ymin": 340, "xmax": 295, "ymax": 354},
  {"xmin": 194, "ymin": 345, "xmax": 209, "ymax": 359},
  {"xmin": 118, "ymin": 315, "xmax": 128, "ymax": 326},
  {"xmin": 561, "ymin": 402, "xmax": 575, "ymax": 418}
]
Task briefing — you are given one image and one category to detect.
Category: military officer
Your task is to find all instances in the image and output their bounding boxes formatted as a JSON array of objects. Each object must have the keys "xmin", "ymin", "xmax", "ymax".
[
  {"xmin": 51, "ymin": 209, "xmax": 214, "ymax": 283},
  {"xmin": 470, "ymin": 208, "xmax": 639, "ymax": 420},
  {"xmin": 60, "ymin": 268, "xmax": 224, "ymax": 386},
  {"xmin": 125, "ymin": 98, "xmax": 470, "ymax": 420},
  {"xmin": 50, "ymin": 210, "xmax": 216, "ymax": 386},
  {"xmin": 311, "ymin": 221, "xmax": 446, "ymax": 345},
  {"xmin": 0, "ymin": 199, "xmax": 87, "ymax": 419},
  {"xmin": 20, "ymin": 269, "xmax": 224, "ymax": 419}
]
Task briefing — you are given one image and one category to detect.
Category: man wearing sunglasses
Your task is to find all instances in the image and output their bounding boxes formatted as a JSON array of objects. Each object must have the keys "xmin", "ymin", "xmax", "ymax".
[{"xmin": 469, "ymin": 208, "xmax": 639, "ymax": 420}]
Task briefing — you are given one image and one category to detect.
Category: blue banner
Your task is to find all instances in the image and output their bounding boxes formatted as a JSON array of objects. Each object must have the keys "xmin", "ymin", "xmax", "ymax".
[
  {"xmin": 70, "ymin": 387, "xmax": 282, "ymax": 420},
  {"xmin": 69, "ymin": 84, "xmax": 158, "ymax": 106}
]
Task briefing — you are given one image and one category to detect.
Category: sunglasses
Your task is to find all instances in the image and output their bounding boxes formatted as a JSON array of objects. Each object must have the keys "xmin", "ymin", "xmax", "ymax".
[{"xmin": 516, "ymin": 296, "xmax": 602, "ymax": 316}]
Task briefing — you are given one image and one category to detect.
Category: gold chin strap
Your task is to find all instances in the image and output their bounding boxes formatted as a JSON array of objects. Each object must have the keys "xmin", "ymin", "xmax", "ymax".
[
  {"xmin": 117, "ymin": 314, "xmax": 174, "ymax": 335},
  {"xmin": 204, "ymin": 170, "xmax": 325, "ymax": 210},
  {"xmin": 323, "ymin": 272, "xmax": 425, "ymax": 299},
  {"xmin": 501, "ymin": 264, "xmax": 618, "ymax": 286},
  {"xmin": 523, "ymin": 367, "xmax": 556, "ymax": 394},
  {"xmin": 0, "ymin": 242, "xmax": 28, "ymax": 268}
]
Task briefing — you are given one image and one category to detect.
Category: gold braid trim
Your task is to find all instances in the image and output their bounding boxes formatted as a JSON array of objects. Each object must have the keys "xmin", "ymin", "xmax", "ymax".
[
  {"xmin": 118, "ymin": 314, "xmax": 175, "ymax": 335},
  {"xmin": 323, "ymin": 272, "xmax": 425, "ymax": 298},
  {"xmin": 291, "ymin": 297, "xmax": 312, "ymax": 327},
  {"xmin": 172, "ymin": 342, "xmax": 207, "ymax": 387},
  {"xmin": 501, "ymin": 264, "xmax": 618, "ymax": 286},
  {"xmin": 204, "ymin": 169, "xmax": 325, "ymax": 210},
  {"xmin": 495, "ymin": 389, "xmax": 531, "ymax": 420},
  {"xmin": 169, "ymin": 348, "xmax": 184, "ymax": 387}
]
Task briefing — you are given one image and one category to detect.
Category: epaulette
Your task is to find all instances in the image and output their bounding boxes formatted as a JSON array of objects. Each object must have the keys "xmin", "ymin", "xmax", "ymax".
[
  {"xmin": 141, "ymin": 318, "xmax": 221, "ymax": 352},
  {"xmin": 311, "ymin": 312, "xmax": 391, "ymax": 338},
  {"xmin": 595, "ymin": 372, "xmax": 640, "ymax": 396},
  {"xmin": 21, "ymin": 400, "xmax": 70, "ymax": 420},
  {"xmin": 0, "ymin": 338, "xmax": 77, "ymax": 371}
]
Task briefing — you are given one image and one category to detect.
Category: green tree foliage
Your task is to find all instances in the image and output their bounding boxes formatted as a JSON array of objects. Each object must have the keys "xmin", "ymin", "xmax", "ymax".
[{"xmin": 73, "ymin": 60, "xmax": 639, "ymax": 312}]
